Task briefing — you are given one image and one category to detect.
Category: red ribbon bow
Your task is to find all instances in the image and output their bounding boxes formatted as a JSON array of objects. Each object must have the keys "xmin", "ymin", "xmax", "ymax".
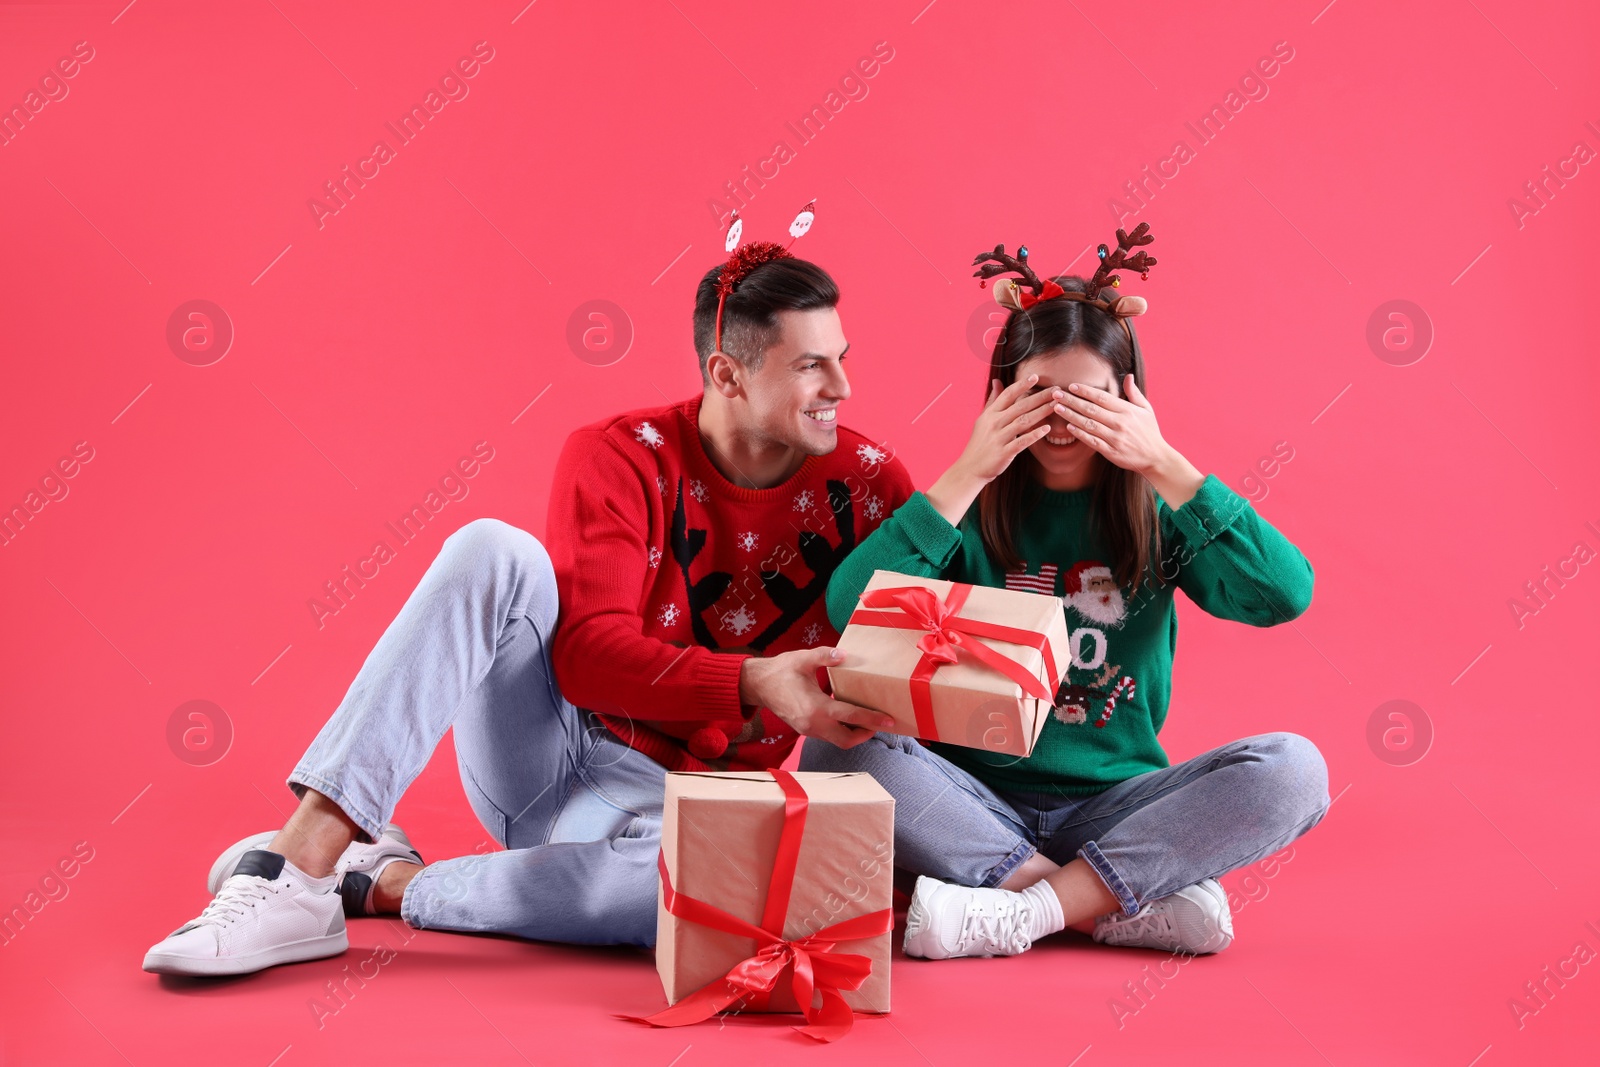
[
  {"xmin": 620, "ymin": 769, "xmax": 891, "ymax": 1042},
  {"xmin": 845, "ymin": 583, "xmax": 1057, "ymax": 741},
  {"xmin": 1017, "ymin": 278, "xmax": 1066, "ymax": 309}
]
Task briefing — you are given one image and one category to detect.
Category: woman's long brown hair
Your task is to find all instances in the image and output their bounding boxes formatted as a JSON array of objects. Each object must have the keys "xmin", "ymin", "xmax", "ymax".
[{"xmin": 975, "ymin": 274, "xmax": 1162, "ymax": 594}]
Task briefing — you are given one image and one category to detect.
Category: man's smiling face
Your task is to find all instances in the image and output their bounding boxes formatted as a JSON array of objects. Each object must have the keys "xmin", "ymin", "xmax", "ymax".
[{"xmin": 738, "ymin": 307, "xmax": 852, "ymax": 456}]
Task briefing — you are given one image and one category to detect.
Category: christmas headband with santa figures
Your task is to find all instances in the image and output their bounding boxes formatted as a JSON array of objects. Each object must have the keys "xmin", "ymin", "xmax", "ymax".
[
  {"xmin": 713, "ymin": 200, "xmax": 818, "ymax": 353},
  {"xmin": 972, "ymin": 221, "xmax": 1158, "ymax": 365}
]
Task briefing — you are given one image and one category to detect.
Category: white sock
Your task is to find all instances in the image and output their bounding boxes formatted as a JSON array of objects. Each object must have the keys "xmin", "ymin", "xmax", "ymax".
[
  {"xmin": 284, "ymin": 858, "xmax": 337, "ymax": 894},
  {"xmin": 1018, "ymin": 882, "xmax": 1066, "ymax": 940}
]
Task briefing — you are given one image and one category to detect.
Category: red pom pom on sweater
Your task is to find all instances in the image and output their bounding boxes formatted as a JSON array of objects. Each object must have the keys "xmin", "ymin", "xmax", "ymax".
[{"xmin": 687, "ymin": 727, "xmax": 730, "ymax": 760}]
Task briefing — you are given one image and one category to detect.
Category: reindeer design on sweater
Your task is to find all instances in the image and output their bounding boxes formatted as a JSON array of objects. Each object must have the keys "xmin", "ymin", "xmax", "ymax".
[
  {"xmin": 665, "ymin": 476, "xmax": 860, "ymax": 768},
  {"xmin": 669, "ymin": 476, "xmax": 858, "ymax": 654},
  {"xmin": 1054, "ymin": 660, "xmax": 1137, "ymax": 729}
]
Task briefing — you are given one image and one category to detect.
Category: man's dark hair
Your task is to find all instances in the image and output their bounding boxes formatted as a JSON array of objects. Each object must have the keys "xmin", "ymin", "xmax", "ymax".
[{"xmin": 692, "ymin": 257, "xmax": 840, "ymax": 383}]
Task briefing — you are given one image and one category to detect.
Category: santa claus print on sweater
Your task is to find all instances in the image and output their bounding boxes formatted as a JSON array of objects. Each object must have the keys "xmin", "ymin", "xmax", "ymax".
[{"xmin": 1006, "ymin": 559, "xmax": 1139, "ymax": 731}]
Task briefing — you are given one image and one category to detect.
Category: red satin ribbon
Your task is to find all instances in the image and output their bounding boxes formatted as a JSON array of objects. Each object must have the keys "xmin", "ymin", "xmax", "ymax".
[
  {"xmin": 621, "ymin": 769, "xmax": 892, "ymax": 1042},
  {"xmin": 845, "ymin": 583, "xmax": 1057, "ymax": 741}
]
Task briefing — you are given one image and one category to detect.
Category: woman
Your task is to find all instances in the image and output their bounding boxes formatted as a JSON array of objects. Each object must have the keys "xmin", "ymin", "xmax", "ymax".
[{"xmin": 800, "ymin": 235, "xmax": 1330, "ymax": 960}]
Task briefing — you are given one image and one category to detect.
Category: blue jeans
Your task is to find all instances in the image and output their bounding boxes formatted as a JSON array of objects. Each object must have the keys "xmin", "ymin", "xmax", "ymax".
[
  {"xmin": 288, "ymin": 518, "xmax": 666, "ymax": 947},
  {"xmin": 799, "ymin": 730, "xmax": 1331, "ymax": 916}
]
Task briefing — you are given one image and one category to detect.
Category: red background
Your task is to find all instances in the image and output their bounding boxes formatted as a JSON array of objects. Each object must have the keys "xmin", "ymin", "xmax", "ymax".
[{"xmin": 2, "ymin": 1, "xmax": 1597, "ymax": 1063}]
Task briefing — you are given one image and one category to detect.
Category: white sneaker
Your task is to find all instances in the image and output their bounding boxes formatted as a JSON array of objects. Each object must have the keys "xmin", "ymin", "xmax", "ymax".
[
  {"xmin": 206, "ymin": 824, "xmax": 423, "ymax": 917},
  {"xmin": 1093, "ymin": 878, "xmax": 1234, "ymax": 955},
  {"xmin": 143, "ymin": 850, "xmax": 347, "ymax": 976},
  {"xmin": 334, "ymin": 826, "xmax": 425, "ymax": 917},
  {"xmin": 902, "ymin": 875, "xmax": 1036, "ymax": 960}
]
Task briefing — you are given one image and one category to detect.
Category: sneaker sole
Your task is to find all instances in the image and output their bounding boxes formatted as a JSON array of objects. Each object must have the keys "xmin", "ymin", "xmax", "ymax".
[{"xmin": 142, "ymin": 930, "xmax": 349, "ymax": 977}]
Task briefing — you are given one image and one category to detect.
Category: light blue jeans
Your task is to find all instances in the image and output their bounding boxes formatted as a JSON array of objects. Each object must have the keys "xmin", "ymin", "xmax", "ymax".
[
  {"xmin": 799, "ymin": 730, "xmax": 1331, "ymax": 916},
  {"xmin": 289, "ymin": 519, "xmax": 667, "ymax": 947}
]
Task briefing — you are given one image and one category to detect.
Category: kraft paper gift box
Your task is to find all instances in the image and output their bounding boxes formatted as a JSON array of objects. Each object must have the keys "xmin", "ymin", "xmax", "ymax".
[
  {"xmin": 645, "ymin": 769, "xmax": 893, "ymax": 1040},
  {"xmin": 826, "ymin": 570, "xmax": 1070, "ymax": 757}
]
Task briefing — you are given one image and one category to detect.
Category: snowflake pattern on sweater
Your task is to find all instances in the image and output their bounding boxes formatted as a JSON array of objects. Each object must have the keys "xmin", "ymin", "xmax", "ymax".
[
  {"xmin": 545, "ymin": 395, "xmax": 916, "ymax": 774},
  {"xmin": 635, "ymin": 422, "xmax": 664, "ymax": 449}
]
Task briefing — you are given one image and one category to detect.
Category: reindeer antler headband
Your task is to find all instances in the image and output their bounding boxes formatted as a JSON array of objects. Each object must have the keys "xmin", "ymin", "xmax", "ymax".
[
  {"xmin": 972, "ymin": 222, "xmax": 1157, "ymax": 362},
  {"xmin": 713, "ymin": 200, "xmax": 817, "ymax": 353}
]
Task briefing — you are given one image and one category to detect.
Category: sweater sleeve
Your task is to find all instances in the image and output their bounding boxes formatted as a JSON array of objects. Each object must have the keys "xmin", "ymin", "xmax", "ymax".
[
  {"xmin": 1163, "ymin": 474, "xmax": 1315, "ymax": 626},
  {"xmin": 546, "ymin": 429, "xmax": 751, "ymax": 723},
  {"xmin": 825, "ymin": 490, "xmax": 963, "ymax": 633}
]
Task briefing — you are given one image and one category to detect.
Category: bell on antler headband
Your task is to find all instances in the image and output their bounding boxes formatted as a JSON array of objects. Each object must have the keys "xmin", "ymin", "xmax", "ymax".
[
  {"xmin": 713, "ymin": 200, "xmax": 818, "ymax": 353},
  {"xmin": 971, "ymin": 222, "xmax": 1158, "ymax": 365}
]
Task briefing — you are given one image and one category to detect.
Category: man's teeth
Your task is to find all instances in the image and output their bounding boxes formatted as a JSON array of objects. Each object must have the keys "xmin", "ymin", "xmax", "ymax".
[
  {"xmin": 803, "ymin": 409, "xmax": 837, "ymax": 423},
  {"xmin": 1046, "ymin": 433, "xmax": 1074, "ymax": 445}
]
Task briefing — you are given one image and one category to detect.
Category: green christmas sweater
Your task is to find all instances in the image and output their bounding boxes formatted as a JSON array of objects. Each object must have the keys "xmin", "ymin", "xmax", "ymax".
[{"xmin": 825, "ymin": 474, "xmax": 1314, "ymax": 795}]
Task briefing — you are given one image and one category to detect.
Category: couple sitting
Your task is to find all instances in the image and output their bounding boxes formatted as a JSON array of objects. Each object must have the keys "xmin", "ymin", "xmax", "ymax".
[{"xmin": 143, "ymin": 230, "xmax": 1329, "ymax": 979}]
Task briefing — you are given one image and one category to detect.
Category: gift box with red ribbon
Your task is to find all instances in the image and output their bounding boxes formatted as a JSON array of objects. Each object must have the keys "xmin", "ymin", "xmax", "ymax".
[
  {"xmin": 827, "ymin": 570, "xmax": 1071, "ymax": 757},
  {"xmin": 629, "ymin": 769, "xmax": 894, "ymax": 1042}
]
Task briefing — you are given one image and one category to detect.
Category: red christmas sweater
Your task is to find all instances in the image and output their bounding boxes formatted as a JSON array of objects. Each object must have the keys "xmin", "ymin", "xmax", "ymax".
[{"xmin": 545, "ymin": 394, "xmax": 915, "ymax": 772}]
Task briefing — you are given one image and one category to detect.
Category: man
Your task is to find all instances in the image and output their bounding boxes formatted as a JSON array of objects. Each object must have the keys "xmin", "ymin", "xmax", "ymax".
[{"xmin": 143, "ymin": 252, "xmax": 914, "ymax": 976}]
